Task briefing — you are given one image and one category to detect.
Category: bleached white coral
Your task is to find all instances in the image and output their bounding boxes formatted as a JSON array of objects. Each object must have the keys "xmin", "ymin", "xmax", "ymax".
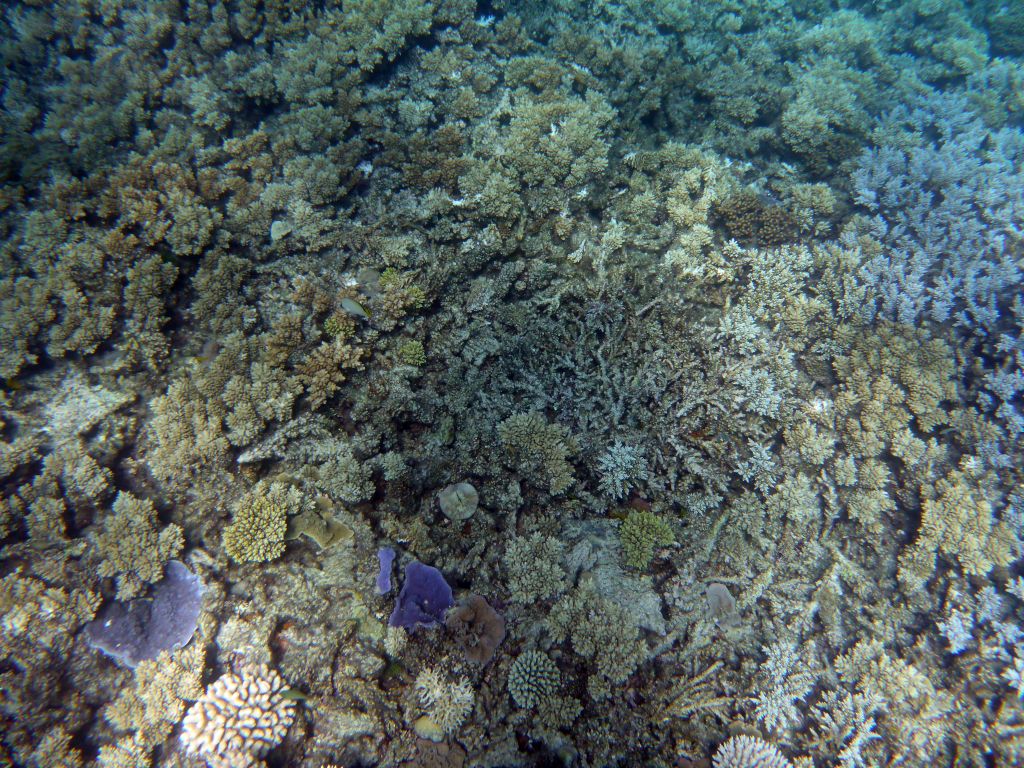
[
  {"xmin": 713, "ymin": 735, "xmax": 794, "ymax": 768},
  {"xmin": 753, "ymin": 642, "xmax": 814, "ymax": 733},
  {"xmin": 414, "ymin": 667, "xmax": 474, "ymax": 736},
  {"xmin": 937, "ymin": 608, "xmax": 974, "ymax": 655},
  {"xmin": 596, "ymin": 441, "xmax": 649, "ymax": 500},
  {"xmin": 180, "ymin": 662, "xmax": 295, "ymax": 768},
  {"xmin": 1002, "ymin": 649, "xmax": 1024, "ymax": 698}
]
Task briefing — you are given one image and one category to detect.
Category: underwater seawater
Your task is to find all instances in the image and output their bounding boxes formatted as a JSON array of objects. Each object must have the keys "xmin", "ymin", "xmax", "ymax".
[{"xmin": 1, "ymin": 1, "xmax": 1023, "ymax": 766}]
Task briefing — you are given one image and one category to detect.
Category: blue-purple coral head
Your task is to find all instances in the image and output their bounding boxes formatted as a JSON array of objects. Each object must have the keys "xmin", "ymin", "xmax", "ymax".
[
  {"xmin": 376, "ymin": 546, "xmax": 396, "ymax": 595},
  {"xmin": 388, "ymin": 560, "xmax": 454, "ymax": 630},
  {"xmin": 84, "ymin": 560, "xmax": 203, "ymax": 667}
]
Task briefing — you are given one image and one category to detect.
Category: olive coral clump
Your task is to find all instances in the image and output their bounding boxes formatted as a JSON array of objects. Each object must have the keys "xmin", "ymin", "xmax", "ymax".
[
  {"xmin": 503, "ymin": 532, "xmax": 568, "ymax": 603},
  {"xmin": 497, "ymin": 413, "xmax": 577, "ymax": 494},
  {"xmin": 222, "ymin": 490, "xmax": 288, "ymax": 563},
  {"xmin": 180, "ymin": 662, "xmax": 295, "ymax": 768},
  {"xmin": 619, "ymin": 509, "xmax": 674, "ymax": 570}
]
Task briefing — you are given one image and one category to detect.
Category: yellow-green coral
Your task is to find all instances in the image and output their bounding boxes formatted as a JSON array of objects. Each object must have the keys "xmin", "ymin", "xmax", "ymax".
[
  {"xmin": 619, "ymin": 509, "xmax": 674, "ymax": 570},
  {"xmin": 223, "ymin": 489, "xmax": 289, "ymax": 563},
  {"xmin": 397, "ymin": 339, "xmax": 426, "ymax": 367}
]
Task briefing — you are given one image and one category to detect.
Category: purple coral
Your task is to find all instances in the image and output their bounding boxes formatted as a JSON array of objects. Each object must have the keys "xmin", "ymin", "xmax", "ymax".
[
  {"xmin": 388, "ymin": 561, "xmax": 454, "ymax": 630},
  {"xmin": 376, "ymin": 546, "xmax": 396, "ymax": 595},
  {"xmin": 84, "ymin": 560, "xmax": 203, "ymax": 667}
]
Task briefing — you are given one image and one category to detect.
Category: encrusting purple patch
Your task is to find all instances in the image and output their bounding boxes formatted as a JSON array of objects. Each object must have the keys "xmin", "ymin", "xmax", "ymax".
[
  {"xmin": 388, "ymin": 560, "xmax": 454, "ymax": 630},
  {"xmin": 376, "ymin": 547, "xmax": 396, "ymax": 595},
  {"xmin": 84, "ymin": 560, "xmax": 203, "ymax": 667}
]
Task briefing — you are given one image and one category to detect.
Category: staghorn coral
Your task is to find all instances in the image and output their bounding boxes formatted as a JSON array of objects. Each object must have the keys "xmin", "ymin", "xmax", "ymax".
[
  {"xmin": 147, "ymin": 377, "xmax": 230, "ymax": 482},
  {"xmin": 180, "ymin": 661, "xmax": 296, "ymax": 768},
  {"xmin": 899, "ymin": 463, "xmax": 1017, "ymax": 587},
  {"xmin": 296, "ymin": 337, "xmax": 367, "ymax": 411},
  {"xmin": 596, "ymin": 442, "xmax": 650, "ymax": 501},
  {"xmin": 413, "ymin": 667, "xmax": 474, "ymax": 740}
]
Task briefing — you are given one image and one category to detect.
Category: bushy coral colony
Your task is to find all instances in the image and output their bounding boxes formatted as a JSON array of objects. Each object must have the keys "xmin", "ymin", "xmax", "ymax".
[{"xmin": 2, "ymin": 0, "xmax": 1024, "ymax": 766}]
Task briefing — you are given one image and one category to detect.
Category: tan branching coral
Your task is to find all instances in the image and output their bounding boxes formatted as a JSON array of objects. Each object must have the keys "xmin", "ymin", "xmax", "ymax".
[
  {"xmin": 101, "ymin": 645, "xmax": 205, "ymax": 765},
  {"xmin": 147, "ymin": 378, "xmax": 230, "ymax": 481},
  {"xmin": 899, "ymin": 463, "xmax": 1016, "ymax": 586},
  {"xmin": 180, "ymin": 662, "xmax": 296, "ymax": 768},
  {"xmin": 296, "ymin": 338, "xmax": 366, "ymax": 410},
  {"xmin": 93, "ymin": 491, "xmax": 184, "ymax": 600},
  {"xmin": 222, "ymin": 485, "xmax": 291, "ymax": 563}
]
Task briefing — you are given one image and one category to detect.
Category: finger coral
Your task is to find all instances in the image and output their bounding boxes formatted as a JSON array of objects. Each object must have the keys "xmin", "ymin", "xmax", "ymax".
[
  {"xmin": 180, "ymin": 662, "xmax": 296, "ymax": 768},
  {"xmin": 712, "ymin": 735, "xmax": 793, "ymax": 768}
]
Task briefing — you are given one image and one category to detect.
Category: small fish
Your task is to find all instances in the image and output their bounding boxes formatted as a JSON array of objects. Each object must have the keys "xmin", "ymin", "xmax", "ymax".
[
  {"xmin": 280, "ymin": 688, "xmax": 308, "ymax": 701},
  {"xmin": 340, "ymin": 296, "xmax": 371, "ymax": 320}
]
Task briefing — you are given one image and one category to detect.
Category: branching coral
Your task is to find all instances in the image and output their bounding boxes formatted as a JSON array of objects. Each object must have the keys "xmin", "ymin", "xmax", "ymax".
[
  {"xmin": 412, "ymin": 667, "xmax": 474, "ymax": 740},
  {"xmin": 222, "ymin": 485, "xmax": 292, "ymax": 564},
  {"xmin": 93, "ymin": 492, "xmax": 184, "ymax": 600},
  {"xmin": 498, "ymin": 413, "xmax": 577, "ymax": 495},
  {"xmin": 180, "ymin": 662, "xmax": 296, "ymax": 768},
  {"xmin": 619, "ymin": 509, "xmax": 674, "ymax": 570}
]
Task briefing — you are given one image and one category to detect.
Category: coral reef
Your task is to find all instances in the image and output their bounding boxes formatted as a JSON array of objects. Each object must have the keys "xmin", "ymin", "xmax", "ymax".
[
  {"xmin": 222, "ymin": 485, "xmax": 291, "ymax": 564},
  {"xmin": 85, "ymin": 560, "xmax": 203, "ymax": 667},
  {"xmin": 413, "ymin": 667, "xmax": 474, "ymax": 740},
  {"xmin": 712, "ymin": 735, "xmax": 793, "ymax": 768},
  {"xmin": 508, "ymin": 650, "xmax": 560, "ymax": 710},
  {"xmin": 619, "ymin": 509, "xmax": 675, "ymax": 570},
  {"xmin": 3, "ymin": 0, "xmax": 1024, "ymax": 765}
]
